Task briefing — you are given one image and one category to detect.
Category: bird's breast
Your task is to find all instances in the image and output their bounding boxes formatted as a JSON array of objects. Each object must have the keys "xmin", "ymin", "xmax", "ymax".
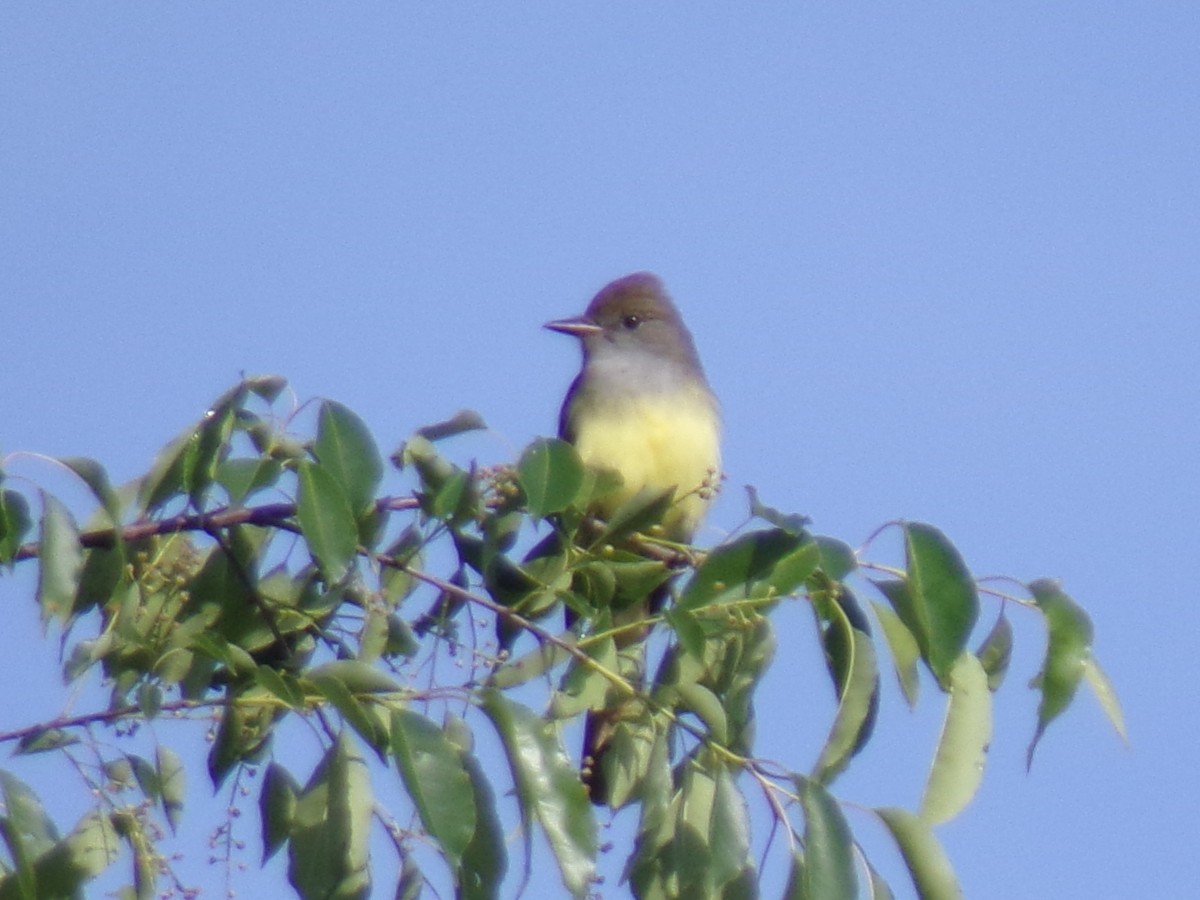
[{"xmin": 569, "ymin": 385, "xmax": 720, "ymax": 540}]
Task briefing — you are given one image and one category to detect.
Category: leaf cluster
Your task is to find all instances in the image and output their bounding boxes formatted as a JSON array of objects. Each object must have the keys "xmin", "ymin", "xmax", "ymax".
[{"xmin": 0, "ymin": 378, "xmax": 1124, "ymax": 899}]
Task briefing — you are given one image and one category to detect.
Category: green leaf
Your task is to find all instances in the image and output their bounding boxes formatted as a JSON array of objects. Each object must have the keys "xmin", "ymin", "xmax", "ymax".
[
  {"xmin": 815, "ymin": 536, "xmax": 857, "ymax": 580},
  {"xmin": 1082, "ymin": 655, "xmax": 1128, "ymax": 744},
  {"xmin": 591, "ymin": 485, "xmax": 676, "ymax": 545},
  {"xmin": 678, "ymin": 529, "xmax": 818, "ymax": 612},
  {"xmin": 15, "ymin": 728, "xmax": 78, "ymax": 755},
  {"xmin": 876, "ymin": 807, "xmax": 963, "ymax": 900},
  {"xmin": 60, "ymin": 456, "xmax": 123, "ymax": 529},
  {"xmin": 792, "ymin": 776, "xmax": 858, "ymax": 900},
  {"xmin": 260, "ymin": 762, "xmax": 300, "ymax": 864},
  {"xmin": 156, "ymin": 747, "xmax": 186, "ymax": 834},
  {"xmin": 811, "ymin": 596, "xmax": 879, "ymax": 784},
  {"xmin": 245, "ymin": 373, "xmax": 288, "ymax": 402},
  {"xmin": 207, "ymin": 694, "xmax": 276, "ymax": 789},
  {"xmin": 296, "ymin": 460, "xmax": 359, "ymax": 583},
  {"xmin": 255, "ymin": 666, "xmax": 306, "ymax": 710},
  {"xmin": 0, "ymin": 772, "xmax": 58, "ymax": 866},
  {"xmin": 900, "ymin": 523, "xmax": 980, "ymax": 686},
  {"xmin": 489, "ymin": 640, "xmax": 574, "ymax": 690},
  {"xmin": 480, "ymin": 690, "xmax": 596, "ymax": 897},
  {"xmin": 0, "ymin": 489, "xmax": 32, "ymax": 564},
  {"xmin": 36, "ymin": 492, "xmax": 83, "ymax": 624},
  {"xmin": 1027, "ymin": 579, "xmax": 1094, "ymax": 766},
  {"xmin": 518, "ymin": 438, "xmax": 585, "ymax": 517},
  {"xmin": 745, "ymin": 485, "xmax": 811, "ymax": 534},
  {"xmin": 398, "ymin": 437, "xmax": 478, "ymax": 524},
  {"xmin": 187, "ymin": 386, "xmax": 245, "ymax": 506},
  {"xmin": 72, "ymin": 547, "xmax": 126, "ymax": 620},
  {"xmin": 309, "ymin": 660, "xmax": 402, "ymax": 695},
  {"xmin": 444, "ymin": 713, "xmax": 508, "ymax": 900},
  {"xmin": 676, "ymin": 682, "xmax": 728, "ymax": 745},
  {"xmin": 920, "ymin": 653, "xmax": 992, "ymax": 825},
  {"xmin": 314, "ymin": 401, "xmax": 384, "ymax": 517},
  {"xmin": 976, "ymin": 612, "xmax": 1013, "ymax": 691},
  {"xmin": 390, "ymin": 709, "xmax": 476, "ymax": 870},
  {"xmin": 310, "ymin": 670, "xmax": 389, "ymax": 755},
  {"xmin": 413, "ymin": 409, "xmax": 487, "ymax": 442},
  {"xmin": 1, "ymin": 809, "xmax": 120, "ymax": 899},
  {"xmin": 216, "ymin": 457, "xmax": 283, "ymax": 506},
  {"xmin": 709, "ymin": 766, "xmax": 754, "ymax": 891},
  {"xmin": 870, "ymin": 600, "xmax": 920, "ymax": 707},
  {"xmin": 288, "ymin": 733, "xmax": 373, "ymax": 900},
  {"xmin": 136, "ymin": 429, "xmax": 194, "ymax": 513},
  {"xmin": 548, "ymin": 638, "xmax": 618, "ymax": 720}
]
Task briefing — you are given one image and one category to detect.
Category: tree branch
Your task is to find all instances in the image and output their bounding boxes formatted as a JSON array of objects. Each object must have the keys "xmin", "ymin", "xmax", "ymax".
[{"xmin": 13, "ymin": 495, "xmax": 420, "ymax": 562}]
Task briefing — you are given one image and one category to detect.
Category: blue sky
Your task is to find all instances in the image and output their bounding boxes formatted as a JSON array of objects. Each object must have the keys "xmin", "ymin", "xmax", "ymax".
[{"xmin": 1, "ymin": 4, "xmax": 1194, "ymax": 898}]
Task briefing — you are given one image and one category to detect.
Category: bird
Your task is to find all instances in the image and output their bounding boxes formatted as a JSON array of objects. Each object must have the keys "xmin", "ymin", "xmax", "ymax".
[{"xmin": 545, "ymin": 272, "xmax": 721, "ymax": 806}]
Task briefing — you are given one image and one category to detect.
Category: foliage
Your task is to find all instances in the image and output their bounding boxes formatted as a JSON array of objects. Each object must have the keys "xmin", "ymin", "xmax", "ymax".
[{"xmin": 0, "ymin": 377, "xmax": 1124, "ymax": 899}]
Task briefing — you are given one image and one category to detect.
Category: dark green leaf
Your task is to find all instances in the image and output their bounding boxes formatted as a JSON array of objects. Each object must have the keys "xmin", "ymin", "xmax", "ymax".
[
  {"xmin": 390, "ymin": 709, "xmax": 476, "ymax": 869},
  {"xmin": 811, "ymin": 596, "xmax": 879, "ymax": 784},
  {"xmin": 245, "ymin": 374, "xmax": 288, "ymax": 402},
  {"xmin": 920, "ymin": 653, "xmax": 991, "ymax": 825},
  {"xmin": 208, "ymin": 694, "xmax": 276, "ymax": 789},
  {"xmin": 901, "ymin": 523, "xmax": 980, "ymax": 686},
  {"xmin": 517, "ymin": 438, "xmax": 585, "ymax": 517},
  {"xmin": 444, "ymin": 714, "xmax": 508, "ymax": 900},
  {"xmin": 187, "ymin": 386, "xmax": 246, "ymax": 506},
  {"xmin": 136, "ymin": 429, "xmax": 194, "ymax": 513},
  {"xmin": 296, "ymin": 460, "xmax": 359, "ymax": 583},
  {"xmin": 72, "ymin": 547, "xmax": 126, "ymax": 619},
  {"xmin": 385, "ymin": 614, "xmax": 419, "ymax": 658},
  {"xmin": 976, "ymin": 612, "xmax": 1013, "ymax": 691},
  {"xmin": 480, "ymin": 689, "xmax": 596, "ymax": 897},
  {"xmin": 314, "ymin": 401, "xmax": 384, "ymax": 517},
  {"xmin": 36, "ymin": 492, "xmax": 82, "ymax": 624},
  {"xmin": 413, "ymin": 409, "xmax": 487, "ymax": 442},
  {"xmin": 310, "ymin": 669, "xmax": 389, "ymax": 755},
  {"xmin": 0, "ymin": 489, "xmax": 32, "ymax": 564},
  {"xmin": 678, "ymin": 529, "xmax": 818, "ymax": 612},
  {"xmin": 592, "ymin": 486, "xmax": 676, "ymax": 545},
  {"xmin": 288, "ymin": 733, "xmax": 373, "ymax": 900},
  {"xmin": 876, "ymin": 807, "xmax": 963, "ymax": 900},
  {"xmin": 15, "ymin": 728, "xmax": 79, "ymax": 755},
  {"xmin": 1026, "ymin": 579, "xmax": 1094, "ymax": 767},
  {"xmin": 260, "ymin": 762, "xmax": 300, "ymax": 864},
  {"xmin": 254, "ymin": 666, "xmax": 306, "ymax": 710}
]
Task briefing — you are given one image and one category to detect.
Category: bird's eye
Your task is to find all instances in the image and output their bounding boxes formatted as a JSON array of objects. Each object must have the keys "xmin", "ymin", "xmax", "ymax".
[{"xmin": 622, "ymin": 315, "xmax": 641, "ymax": 330}]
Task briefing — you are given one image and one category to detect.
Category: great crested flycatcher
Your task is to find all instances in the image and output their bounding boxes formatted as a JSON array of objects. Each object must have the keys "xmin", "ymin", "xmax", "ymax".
[{"xmin": 546, "ymin": 271, "xmax": 721, "ymax": 806}]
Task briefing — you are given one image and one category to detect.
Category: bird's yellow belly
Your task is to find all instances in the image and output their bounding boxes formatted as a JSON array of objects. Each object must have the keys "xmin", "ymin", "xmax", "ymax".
[{"xmin": 572, "ymin": 391, "xmax": 720, "ymax": 539}]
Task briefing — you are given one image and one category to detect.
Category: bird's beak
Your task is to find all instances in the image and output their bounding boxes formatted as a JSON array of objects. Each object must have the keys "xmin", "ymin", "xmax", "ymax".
[{"xmin": 544, "ymin": 315, "xmax": 602, "ymax": 337}]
